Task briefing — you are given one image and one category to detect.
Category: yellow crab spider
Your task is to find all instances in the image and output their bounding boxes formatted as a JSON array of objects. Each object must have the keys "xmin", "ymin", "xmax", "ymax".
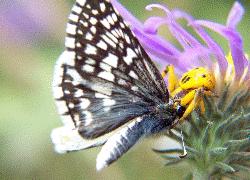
[{"xmin": 162, "ymin": 65, "xmax": 216, "ymax": 123}]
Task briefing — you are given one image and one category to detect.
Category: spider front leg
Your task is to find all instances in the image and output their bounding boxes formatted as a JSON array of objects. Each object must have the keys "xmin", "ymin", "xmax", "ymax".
[
  {"xmin": 161, "ymin": 65, "xmax": 179, "ymax": 93},
  {"xmin": 199, "ymin": 100, "xmax": 205, "ymax": 114},
  {"xmin": 179, "ymin": 88, "xmax": 204, "ymax": 124},
  {"xmin": 198, "ymin": 90, "xmax": 218, "ymax": 114}
]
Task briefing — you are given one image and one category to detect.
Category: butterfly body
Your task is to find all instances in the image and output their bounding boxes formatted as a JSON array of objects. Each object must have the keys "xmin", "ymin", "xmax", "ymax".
[{"xmin": 51, "ymin": 0, "xmax": 183, "ymax": 170}]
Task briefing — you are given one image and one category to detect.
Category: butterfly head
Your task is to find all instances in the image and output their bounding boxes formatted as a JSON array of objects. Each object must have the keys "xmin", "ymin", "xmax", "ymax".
[
  {"xmin": 156, "ymin": 100, "xmax": 185, "ymax": 128},
  {"xmin": 176, "ymin": 104, "xmax": 186, "ymax": 118}
]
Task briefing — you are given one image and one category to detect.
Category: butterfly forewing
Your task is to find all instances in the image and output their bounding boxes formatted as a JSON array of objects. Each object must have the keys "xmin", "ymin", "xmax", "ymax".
[{"xmin": 53, "ymin": 0, "xmax": 169, "ymax": 139}]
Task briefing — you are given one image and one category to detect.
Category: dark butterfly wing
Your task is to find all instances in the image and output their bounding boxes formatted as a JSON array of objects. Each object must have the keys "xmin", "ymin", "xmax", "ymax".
[{"xmin": 53, "ymin": 0, "xmax": 169, "ymax": 139}]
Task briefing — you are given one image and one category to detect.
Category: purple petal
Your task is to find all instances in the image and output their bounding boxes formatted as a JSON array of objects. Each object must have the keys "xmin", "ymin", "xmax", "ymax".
[
  {"xmin": 145, "ymin": 4, "xmax": 171, "ymax": 14},
  {"xmin": 190, "ymin": 25, "xmax": 228, "ymax": 75},
  {"xmin": 132, "ymin": 28, "xmax": 182, "ymax": 67},
  {"xmin": 166, "ymin": 19, "xmax": 201, "ymax": 49},
  {"xmin": 111, "ymin": 0, "xmax": 143, "ymax": 28},
  {"xmin": 143, "ymin": 4, "xmax": 213, "ymax": 69},
  {"xmin": 111, "ymin": 0, "xmax": 182, "ymax": 68},
  {"xmin": 195, "ymin": 20, "xmax": 247, "ymax": 79},
  {"xmin": 227, "ymin": 2, "xmax": 244, "ymax": 28},
  {"xmin": 146, "ymin": 4, "xmax": 201, "ymax": 49},
  {"xmin": 172, "ymin": 9, "xmax": 228, "ymax": 75},
  {"xmin": 177, "ymin": 46, "xmax": 212, "ymax": 68},
  {"xmin": 245, "ymin": 64, "xmax": 250, "ymax": 83},
  {"xmin": 143, "ymin": 16, "xmax": 166, "ymax": 34},
  {"xmin": 172, "ymin": 9, "xmax": 194, "ymax": 22},
  {"xmin": 145, "ymin": 52, "xmax": 184, "ymax": 75}
]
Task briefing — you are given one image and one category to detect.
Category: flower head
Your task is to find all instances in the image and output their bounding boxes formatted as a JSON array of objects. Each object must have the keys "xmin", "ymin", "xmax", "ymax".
[
  {"xmin": 111, "ymin": 1, "xmax": 249, "ymax": 86},
  {"xmin": 112, "ymin": 1, "xmax": 250, "ymax": 179}
]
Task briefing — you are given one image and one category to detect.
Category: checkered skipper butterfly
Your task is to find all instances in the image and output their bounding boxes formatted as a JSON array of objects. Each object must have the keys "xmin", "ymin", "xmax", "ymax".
[{"xmin": 51, "ymin": 0, "xmax": 185, "ymax": 171}]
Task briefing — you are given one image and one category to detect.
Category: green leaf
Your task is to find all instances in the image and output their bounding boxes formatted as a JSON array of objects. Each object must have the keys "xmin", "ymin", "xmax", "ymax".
[
  {"xmin": 189, "ymin": 112, "xmax": 201, "ymax": 135},
  {"xmin": 152, "ymin": 148, "xmax": 183, "ymax": 154},
  {"xmin": 232, "ymin": 164, "xmax": 250, "ymax": 172},
  {"xmin": 223, "ymin": 174, "xmax": 240, "ymax": 180},
  {"xmin": 209, "ymin": 147, "xmax": 228, "ymax": 156},
  {"xmin": 201, "ymin": 123, "xmax": 213, "ymax": 148},
  {"xmin": 168, "ymin": 130, "xmax": 182, "ymax": 142},
  {"xmin": 225, "ymin": 138, "xmax": 250, "ymax": 147},
  {"xmin": 173, "ymin": 128, "xmax": 188, "ymax": 138},
  {"xmin": 164, "ymin": 159, "xmax": 182, "ymax": 166},
  {"xmin": 203, "ymin": 96, "xmax": 214, "ymax": 117},
  {"xmin": 215, "ymin": 115, "xmax": 237, "ymax": 138},
  {"xmin": 184, "ymin": 172, "xmax": 193, "ymax": 180},
  {"xmin": 239, "ymin": 129, "xmax": 250, "ymax": 134},
  {"xmin": 228, "ymin": 152, "xmax": 250, "ymax": 163},
  {"xmin": 236, "ymin": 89, "xmax": 250, "ymax": 107},
  {"xmin": 162, "ymin": 155, "xmax": 181, "ymax": 160},
  {"xmin": 215, "ymin": 162, "xmax": 236, "ymax": 173},
  {"xmin": 185, "ymin": 146, "xmax": 199, "ymax": 154},
  {"xmin": 224, "ymin": 91, "xmax": 242, "ymax": 116},
  {"xmin": 217, "ymin": 84, "xmax": 229, "ymax": 111},
  {"xmin": 224, "ymin": 114, "xmax": 249, "ymax": 136}
]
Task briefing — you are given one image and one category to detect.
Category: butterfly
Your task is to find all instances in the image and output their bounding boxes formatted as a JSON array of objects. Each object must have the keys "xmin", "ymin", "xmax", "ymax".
[{"xmin": 51, "ymin": 0, "xmax": 185, "ymax": 171}]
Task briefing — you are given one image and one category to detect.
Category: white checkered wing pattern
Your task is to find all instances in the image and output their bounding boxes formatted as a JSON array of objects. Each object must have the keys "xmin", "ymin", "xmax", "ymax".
[{"xmin": 52, "ymin": 0, "xmax": 169, "ymax": 139}]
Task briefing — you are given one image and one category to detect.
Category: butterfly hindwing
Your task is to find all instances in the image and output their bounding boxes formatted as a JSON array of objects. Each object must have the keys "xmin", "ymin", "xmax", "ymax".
[{"xmin": 53, "ymin": 0, "xmax": 169, "ymax": 139}]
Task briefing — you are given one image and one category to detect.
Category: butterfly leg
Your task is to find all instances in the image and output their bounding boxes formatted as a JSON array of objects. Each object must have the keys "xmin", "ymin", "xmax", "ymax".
[
  {"xmin": 161, "ymin": 64, "xmax": 179, "ymax": 93},
  {"xmin": 179, "ymin": 129, "xmax": 187, "ymax": 158}
]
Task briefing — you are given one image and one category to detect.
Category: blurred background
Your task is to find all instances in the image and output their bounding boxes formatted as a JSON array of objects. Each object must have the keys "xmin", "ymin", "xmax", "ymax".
[{"xmin": 0, "ymin": 0, "xmax": 249, "ymax": 179}]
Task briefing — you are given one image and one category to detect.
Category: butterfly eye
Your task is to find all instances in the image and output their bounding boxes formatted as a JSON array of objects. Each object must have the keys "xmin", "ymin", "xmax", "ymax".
[{"xmin": 176, "ymin": 104, "xmax": 186, "ymax": 118}]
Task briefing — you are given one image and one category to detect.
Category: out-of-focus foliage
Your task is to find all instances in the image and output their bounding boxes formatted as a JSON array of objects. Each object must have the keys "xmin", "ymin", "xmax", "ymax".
[{"xmin": 0, "ymin": 0, "xmax": 249, "ymax": 179}]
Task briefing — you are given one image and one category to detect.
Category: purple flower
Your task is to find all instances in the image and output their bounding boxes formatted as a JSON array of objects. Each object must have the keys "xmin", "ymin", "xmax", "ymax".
[
  {"xmin": 111, "ymin": 1, "xmax": 249, "ymax": 86},
  {"xmin": 0, "ymin": 0, "xmax": 66, "ymax": 44}
]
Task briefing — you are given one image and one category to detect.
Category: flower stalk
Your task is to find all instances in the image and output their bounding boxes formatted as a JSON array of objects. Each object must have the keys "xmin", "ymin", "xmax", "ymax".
[{"xmin": 154, "ymin": 85, "xmax": 250, "ymax": 179}]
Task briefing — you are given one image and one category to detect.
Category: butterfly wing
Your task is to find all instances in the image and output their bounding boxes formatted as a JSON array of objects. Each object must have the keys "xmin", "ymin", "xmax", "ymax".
[{"xmin": 52, "ymin": 0, "xmax": 169, "ymax": 140}]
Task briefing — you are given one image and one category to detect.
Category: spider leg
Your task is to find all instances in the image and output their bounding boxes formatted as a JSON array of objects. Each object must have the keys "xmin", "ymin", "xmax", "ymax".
[
  {"xmin": 199, "ymin": 100, "xmax": 205, "ymax": 114},
  {"xmin": 161, "ymin": 64, "xmax": 179, "ymax": 93},
  {"xmin": 179, "ymin": 88, "xmax": 204, "ymax": 124}
]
